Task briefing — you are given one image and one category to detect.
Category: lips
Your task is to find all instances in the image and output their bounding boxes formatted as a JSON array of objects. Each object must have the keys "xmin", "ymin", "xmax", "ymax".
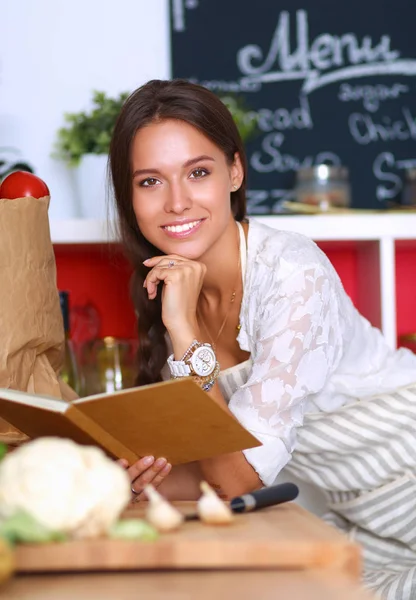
[{"xmin": 161, "ymin": 218, "xmax": 204, "ymax": 238}]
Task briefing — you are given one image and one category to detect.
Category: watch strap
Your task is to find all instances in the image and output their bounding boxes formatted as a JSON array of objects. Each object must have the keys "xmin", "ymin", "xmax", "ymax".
[
  {"xmin": 167, "ymin": 340, "xmax": 217, "ymax": 379},
  {"xmin": 167, "ymin": 354, "xmax": 192, "ymax": 377}
]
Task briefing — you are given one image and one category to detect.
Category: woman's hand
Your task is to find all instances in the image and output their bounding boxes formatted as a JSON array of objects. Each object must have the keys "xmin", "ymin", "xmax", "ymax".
[
  {"xmin": 143, "ymin": 254, "xmax": 205, "ymax": 354},
  {"xmin": 117, "ymin": 455, "xmax": 172, "ymax": 502}
]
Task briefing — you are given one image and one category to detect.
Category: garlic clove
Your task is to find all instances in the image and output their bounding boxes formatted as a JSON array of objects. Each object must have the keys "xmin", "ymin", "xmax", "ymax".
[
  {"xmin": 197, "ymin": 481, "xmax": 233, "ymax": 524},
  {"xmin": 143, "ymin": 484, "xmax": 184, "ymax": 532}
]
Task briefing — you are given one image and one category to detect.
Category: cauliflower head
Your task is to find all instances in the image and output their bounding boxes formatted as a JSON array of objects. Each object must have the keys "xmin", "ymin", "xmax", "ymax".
[{"xmin": 0, "ymin": 437, "xmax": 131, "ymax": 539}]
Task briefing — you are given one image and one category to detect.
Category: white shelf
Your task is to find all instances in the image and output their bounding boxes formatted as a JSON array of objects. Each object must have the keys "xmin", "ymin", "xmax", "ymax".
[
  {"xmin": 50, "ymin": 219, "xmax": 115, "ymax": 244},
  {"xmin": 50, "ymin": 213, "xmax": 416, "ymax": 350},
  {"xmin": 50, "ymin": 213, "xmax": 416, "ymax": 244}
]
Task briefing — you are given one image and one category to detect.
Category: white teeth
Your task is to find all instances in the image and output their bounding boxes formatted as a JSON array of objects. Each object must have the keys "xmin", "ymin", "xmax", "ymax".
[{"xmin": 164, "ymin": 220, "xmax": 201, "ymax": 233}]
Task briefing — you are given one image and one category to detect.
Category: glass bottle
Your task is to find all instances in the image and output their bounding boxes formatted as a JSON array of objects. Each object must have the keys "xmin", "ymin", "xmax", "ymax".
[
  {"xmin": 402, "ymin": 168, "xmax": 416, "ymax": 206},
  {"xmin": 294, "ymin": 164, "xmax": 351, "ymax": 210},
  {"xmin": 80, "ymin": 336, "xmax": 136, "ymax": 396},
  {"xmin": 59, "ymin": 291, "xmax": 81, "ymax": 395}
]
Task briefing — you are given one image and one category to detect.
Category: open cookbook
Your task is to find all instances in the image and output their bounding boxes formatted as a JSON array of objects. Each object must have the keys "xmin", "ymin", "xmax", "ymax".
[{"xmin": 0, "ymin": 378, "xmax": 261, "ymax": 464}]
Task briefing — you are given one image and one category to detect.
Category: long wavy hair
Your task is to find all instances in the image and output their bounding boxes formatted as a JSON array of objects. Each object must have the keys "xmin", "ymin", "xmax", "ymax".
[{"xmin": 108, "ymin": 79, "xmax": 248, "ymax": 386}]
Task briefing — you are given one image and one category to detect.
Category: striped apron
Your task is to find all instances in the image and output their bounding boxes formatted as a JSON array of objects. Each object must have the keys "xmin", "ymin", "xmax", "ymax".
[{"xmin": 218, "ymin": 363, "xmax": 416, "ymax": 600}]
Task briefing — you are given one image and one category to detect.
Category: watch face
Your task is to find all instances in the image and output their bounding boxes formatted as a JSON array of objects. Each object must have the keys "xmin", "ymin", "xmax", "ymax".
[{"xmin": 190, "ymin": 345, "xmax": 216, "ymax": 377}]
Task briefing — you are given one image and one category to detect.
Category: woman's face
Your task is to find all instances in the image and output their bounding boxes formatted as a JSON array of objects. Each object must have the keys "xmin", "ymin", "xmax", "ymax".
[{"xmin": 130, "ymin": 119, "xmax": 243, "ymax": 260}]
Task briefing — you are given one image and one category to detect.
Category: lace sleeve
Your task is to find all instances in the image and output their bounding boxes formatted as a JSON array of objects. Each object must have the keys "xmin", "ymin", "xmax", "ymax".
[{"xmin": 228, "ymin": 261, "xmax": 344, "ymax": 485}]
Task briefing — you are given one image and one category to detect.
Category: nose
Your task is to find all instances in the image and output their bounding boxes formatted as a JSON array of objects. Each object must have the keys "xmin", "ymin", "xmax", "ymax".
[{"xmin": 163, "ymin": 180, "xmax": 192, "ymax": 214}]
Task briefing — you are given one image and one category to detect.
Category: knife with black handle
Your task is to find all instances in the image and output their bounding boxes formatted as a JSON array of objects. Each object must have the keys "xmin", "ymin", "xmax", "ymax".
[
  {"xmin": 185, "ymin": 482, "xmax": 299, "ymax": 520},
  {"xmin": 230, "ymin": 482, "xmax": 299, "ymax": 513}
]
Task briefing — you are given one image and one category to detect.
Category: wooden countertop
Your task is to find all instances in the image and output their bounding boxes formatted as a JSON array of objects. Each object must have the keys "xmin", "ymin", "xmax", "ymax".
[
  {"xmin": 4, "ymin": 571, "xmax": 378, "ymax": 600},
  {"xmin": 14, "ymin": 503, "xmax": 361, "ymax": 576},
  {"xmin": 2, "ymin": 503, "xmax": 378, "ymax": 599}
]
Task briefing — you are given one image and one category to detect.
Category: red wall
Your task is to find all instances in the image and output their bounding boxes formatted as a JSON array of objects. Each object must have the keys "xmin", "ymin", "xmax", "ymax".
[
  {"xmin": 395, "ymin": 242, "xmax": 416, "ymax": 340},
  {"xmin": 54, "ymin": 245, "xmax": 136, "ymax": 342},
  {"xmin": 54, "ymin": 241, "xmax": 416, "ymax": 346}
]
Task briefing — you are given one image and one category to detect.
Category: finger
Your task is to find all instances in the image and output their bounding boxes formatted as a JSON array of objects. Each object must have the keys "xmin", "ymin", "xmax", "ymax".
[
  {"xmin": 144, "ymin": 259, "xmax": 185, "ymax": 291},
  {"xmin": 143, "ymin": 256, "xmax": 165, "ymax": 267},
  {"xmin": 130, "ymin": 457, "xmax": 169, "ymax": 493},
  {"xmin": 117, "ymin": 458, "xmax": 129, "ymax": 469},
  {"xmin": 145, "ymin": 266, "xmax": 180, "ymax": 299},
  {"xmin": 143, "ymin": 254, "xmax": 188, "ymax": 267},
  {"xmin": 146, "ymin": 259, "xmax": 185, "ymax": 269},
  {"xmin": 144, "ymin": 260, "xmax": 201, "ymax": 299},
  {"xmin": 144, "ymin": 268, "xmax": 166, "ymax": 299},
  {"xmin": 146, "ymin": 260, "xmax": 196, "ymax": 284},
  {"xmin": 145, "ymin": 263, "xmax": 192, "ymax": 299},
  {"xmin": 127, "ymin": 456, "xmax": 155, "ymax": 482},
  {"xmin": 150, "ymin": 462, "xmax": 172, "ymax": 488}
]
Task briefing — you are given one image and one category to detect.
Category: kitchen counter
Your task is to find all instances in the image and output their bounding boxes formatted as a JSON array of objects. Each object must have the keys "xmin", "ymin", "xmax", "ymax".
[
  {"xmin": 2, "ymin": 502, "xmax": 377, "ymax": 599},
  {"xmin": 5, "ymin": 570, "xmax": 377, "ymax": 599}
]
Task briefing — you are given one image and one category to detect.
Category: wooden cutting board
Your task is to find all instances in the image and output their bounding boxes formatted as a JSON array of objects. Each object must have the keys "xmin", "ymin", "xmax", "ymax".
[{"xmin": 15, "ymin": 503, "xmax": 361, "ymax": 579}]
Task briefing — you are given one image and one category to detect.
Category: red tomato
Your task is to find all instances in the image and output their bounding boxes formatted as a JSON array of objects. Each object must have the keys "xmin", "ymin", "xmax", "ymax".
[{"xmin": 0, "ymin": 171, "xmax": 50, "ymax": 200}]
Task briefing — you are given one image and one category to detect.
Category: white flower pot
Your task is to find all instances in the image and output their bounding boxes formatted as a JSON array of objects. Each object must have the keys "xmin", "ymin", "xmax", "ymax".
[{"xmin": 74, "ymin": 154, "xmax": 115, "ymax": 220}]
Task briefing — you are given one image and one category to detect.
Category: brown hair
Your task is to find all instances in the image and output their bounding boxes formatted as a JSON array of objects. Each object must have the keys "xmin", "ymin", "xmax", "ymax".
[{"xmin": 109, "ymin": 79, "xmax": 248, "ymax": 386}]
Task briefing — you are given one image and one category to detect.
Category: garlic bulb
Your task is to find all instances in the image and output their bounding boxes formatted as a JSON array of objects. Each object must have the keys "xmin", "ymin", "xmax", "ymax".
[
  {"xmin": 197, "ymin": 481, "xmax": 233, "ymax": 524},
  {"xmin": 143, "ymin": 484, "xmax": 184, "ymax": 532}
]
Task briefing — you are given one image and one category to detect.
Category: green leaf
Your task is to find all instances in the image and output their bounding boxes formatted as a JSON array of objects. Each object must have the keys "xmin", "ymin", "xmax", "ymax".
[
  {"xmin": 0, "ymin": 443, "xmax": 7, "ymax": 461},
  {"xmin": 0, "ymin": 511, "xmax": 67, "ymax": 545},
  {"xmin": 218, "ymin": 94, "xmax": 259, "ymax": 142},
  {"xmin": 53, "ymin": 90, "xmax": 130, "ymax": 166},
  {"xmin": 108, "ymin": 519, "xmax": 159, "ymax": 542}
]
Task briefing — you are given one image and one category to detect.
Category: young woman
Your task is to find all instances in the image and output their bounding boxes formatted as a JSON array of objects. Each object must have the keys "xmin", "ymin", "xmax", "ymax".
[{"xmin": 109, "ymin": 79, "xmax": 416, "ymax": 599}]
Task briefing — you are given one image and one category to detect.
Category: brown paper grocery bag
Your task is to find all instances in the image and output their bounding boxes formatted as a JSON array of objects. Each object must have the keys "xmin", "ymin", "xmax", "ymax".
[{"xmin": 0, "ymin": 195, "xmax": 67, "ymax": 445}]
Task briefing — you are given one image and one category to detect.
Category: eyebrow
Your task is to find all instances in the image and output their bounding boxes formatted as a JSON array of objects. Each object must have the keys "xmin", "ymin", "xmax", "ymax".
[{"xmin": 132, "ymin": 155, "xmax": 215, "ymax": 178}]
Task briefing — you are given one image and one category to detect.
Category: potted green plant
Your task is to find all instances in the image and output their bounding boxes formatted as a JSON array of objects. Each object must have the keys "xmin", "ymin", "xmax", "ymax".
[
  {"xmin": 54, "ymin": 90, "xmax": 129, "ymax": 167},
  {"xmin": 219, "ymin": 95, "xmax": 259, "ymax": 143},
  {"xmin": 54, "ymin": 90, "xmax": 129, "ymax": 219}
]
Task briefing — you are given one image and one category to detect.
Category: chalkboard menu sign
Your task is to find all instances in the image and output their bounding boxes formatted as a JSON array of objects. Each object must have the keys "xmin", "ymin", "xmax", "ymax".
[{"xmin": 170, "ymin": 1, "xmax": 416, "ymax": 213}]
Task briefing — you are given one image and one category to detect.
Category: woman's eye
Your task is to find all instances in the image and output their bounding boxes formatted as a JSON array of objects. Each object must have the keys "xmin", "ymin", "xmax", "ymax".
[
  {"xmin": 190, "ymin": 168, "xmax": 209, "ymax": 179},
  {"xmin": 140, "ymin": 177, "xmax": 161, "ymax": 187}
]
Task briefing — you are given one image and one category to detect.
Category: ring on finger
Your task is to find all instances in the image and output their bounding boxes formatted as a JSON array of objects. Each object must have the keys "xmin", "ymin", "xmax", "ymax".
[
  {"xmin": 167, "ymin": 260, "xmax": 175, "ymax": 268},
  {"xmin": 131, "ymin": 485, "xmax": 141, "ymax": 496}
]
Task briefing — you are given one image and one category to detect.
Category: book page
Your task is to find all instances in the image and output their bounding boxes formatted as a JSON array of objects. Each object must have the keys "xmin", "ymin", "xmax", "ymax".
[
  {"xmin": 75, "ymin": 378, "xmax": 261, "ymax": 465},
  {"xmin": 0, "ymin": 388, "xmax": 68, "ymax": 412},
  {"xmin": 0, "ymin": 401, "xmax": 105, "ymax": 448},
  {"xmin": 0, "ymin": 392, "xmax": 137, "ymax": 462}
]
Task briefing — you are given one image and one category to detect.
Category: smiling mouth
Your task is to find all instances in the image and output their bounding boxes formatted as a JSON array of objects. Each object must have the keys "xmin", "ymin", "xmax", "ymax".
[{"xmin": 161, "ymin": 219, "xmax": 203, "ymax": 234}]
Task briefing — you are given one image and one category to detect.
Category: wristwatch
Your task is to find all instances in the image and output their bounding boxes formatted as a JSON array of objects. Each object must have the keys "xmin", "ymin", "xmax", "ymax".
[{"xmin": 167, "ymin": 340, "xmax": 220, "ymax": 391}]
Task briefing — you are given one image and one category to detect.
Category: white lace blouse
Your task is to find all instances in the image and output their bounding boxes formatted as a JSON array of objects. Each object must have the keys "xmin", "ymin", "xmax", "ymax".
[{"xmin": 228, "ymin": 218, "xmax": 416, "ymax": 486}]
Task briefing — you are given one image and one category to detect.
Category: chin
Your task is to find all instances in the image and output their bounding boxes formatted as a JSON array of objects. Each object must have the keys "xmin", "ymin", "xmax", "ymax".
[{"xmin": 165, "ymin": 241, "xmax": 209, "ymax": 261}]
